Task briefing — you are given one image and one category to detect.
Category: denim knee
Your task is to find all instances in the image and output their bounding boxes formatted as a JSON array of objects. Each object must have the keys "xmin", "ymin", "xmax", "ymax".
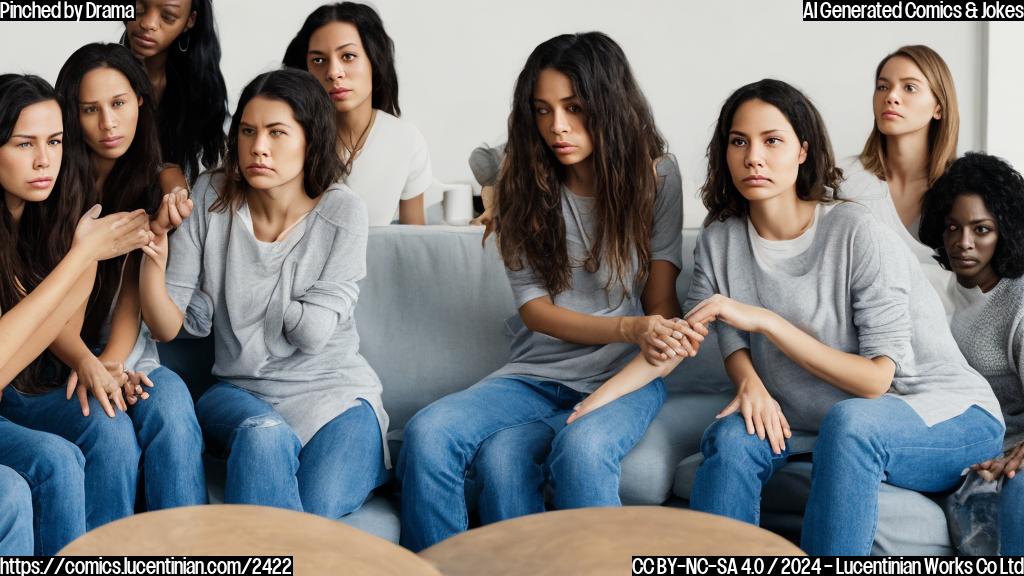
[
  {"xmin": 0, "ymin": 467, "xmax": 31, "ymax": 521},
  {"xmin": 23, "ymin": 434, "xmax": 85, "ymax": 489},
  {"xmin": 401, "ymin": 403, "xmax": 464, "ymax": 472},
  {"xmin": 700, "ymin": 415, "xmax": 771, "ymax": 466},
  {"xmin": 549, "ymin": 421, "xmax": 618, "ymax": 478},
  {"xmin": 79, "ymin": 413, "xmax": 142, "ymax": 472},
  {"xmin": 230, "ymin": 413, "xmax": 300, "ymax": 459}
]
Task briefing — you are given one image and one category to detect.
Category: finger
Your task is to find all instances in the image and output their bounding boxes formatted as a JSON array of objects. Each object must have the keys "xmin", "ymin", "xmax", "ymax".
[
  {"xmin": 693, "ymin": 322, "xmax": 709, "ymax": 337},
  {"xmin": 566, "ymin": 410, "xmax": 579, "ymax": 425},
  {"xmin": 167, "ymin": 200, "xmax": 183, "ymax": 227},
  {"xmin": 76, "ymin": 383, "xmax": 90, "ymax": 417},
  {"xmin": 741, "ymin": 403, "xmax": 755, "ymax": 435},
  {"xmin": 979, "ymin": 469, "xmax": 996, "ymax": 483},
  {"xmin": 96, "ymin": 388, "xmax": 116, "ymax": 418},
  {"xmin": 141, "ymin": 243, "xmax": 161, "ymax": 261},
  {"xmin": 648, "ymin": 334, "xmax": 669, "ymax": 350},
  {"xmin": 766, "ymin": 411, "xmax": 781, "ymax": 454},
  {"xmin": 778, "ymin": 408, "xmax": 792, "ymax": 438},
  {"xmin": 65, "ymin": 371, "xmax": 79, "ymax": 400},
  {"xmin": 989, "ymin": 459, "xmax": 1007, "ymax": 480},
  {"xmin": 112, "ymin": 388, "xmax": 127, "ymax": 413},
  {"xmin": 716, "ymin": 398, "xmax": 739, "ymax": 419},
  {"xmin": 139, "ymin": 372, "xmax": 155, "ymax": 388},
  {"xmin": 753, "ymin": 410, "xmax": 766, "ymax": 441}
]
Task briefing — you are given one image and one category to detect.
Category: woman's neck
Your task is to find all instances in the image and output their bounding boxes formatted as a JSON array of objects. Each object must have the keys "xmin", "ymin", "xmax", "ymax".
[
  {"xmin": 883, "ymin": 133, "xmax": 931, "ymax": 226},
  {"xmin": 143, "ymin": 51, "xmax": 169, "ymax": 104},
  {"xmin": 5, "ymin": 192, "xmax": 24, "ymax": 225},
  {"xmin": 93, "ymin": 154, "xmax": 116, "ymax": 200},
  {"xmin": 246, "ymin": 179, "xmax": 318, "ymax": 242},
  {"xmin": 748, "ymin": 193, "xmax": 817, "ymax": 241},
  {"xmin": 565, "ymin": 158, "xmax": 595, "ymax": 197},
  {"xmin": 336, "ymin": 100, "xmax": 375, "ymax": 152}
]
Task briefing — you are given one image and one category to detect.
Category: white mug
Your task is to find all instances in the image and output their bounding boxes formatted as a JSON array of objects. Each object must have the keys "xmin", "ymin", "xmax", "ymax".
[{"xmin": 443, "ymin": 184, "xmax": 474, "ymax": 226}]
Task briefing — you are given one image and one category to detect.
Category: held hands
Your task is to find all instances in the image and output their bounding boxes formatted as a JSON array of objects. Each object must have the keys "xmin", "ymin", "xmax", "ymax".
[
  {"xmin": 72, "ymin": 205, "xmax": 153, "ymax": 261},
  {"xmin": 972, "ymin": 441, "xmax": 1024, "ymax": 482},
  {"xmin": 150, "ymin": 187, "xmax": 194, "ymax": 237},
  {"xmin": 622, "ymin": 315, "xmax": 706, "ymax": 364},
  {"xmin": 64, "ymin": 354, "xmax": 153, "ymax": 418},
  {"xmin": 140, "ymin": 229, "xmax": 170, "ymax": 271},
  {"xmin": 719, "ymin": 376, "xmax": 792, "ymax": 455},
  {"xmin": 685, "ymin": 294, "xmax": 777, "ymax": 335}
]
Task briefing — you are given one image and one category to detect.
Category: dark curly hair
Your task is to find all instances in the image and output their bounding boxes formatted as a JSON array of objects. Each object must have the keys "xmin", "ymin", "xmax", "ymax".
[
  {"xmin": 494, "ymin": 32, "xmax": 665, "ymax": 298},
  {"xmin": 282, "ymin": 2, "xmax": 400, "ymax": 117},
  {"xmin": 701, "ymin": 79, "xmax": 842, "ymax": 226},
  {"xmin": 212, "ymin": 68, "xmax": 344, "ymax": 212},
  {"xmin": 919, "ymin": 152, "xmax": 1024, "ymax": 279}
]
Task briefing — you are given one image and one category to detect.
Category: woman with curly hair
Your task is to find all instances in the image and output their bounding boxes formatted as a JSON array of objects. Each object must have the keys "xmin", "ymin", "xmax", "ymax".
[
  {"xmin": 138, "ymin": 68, "xmax": 389, "ymax": 519},
  {"xmin": 284, "ymin": 2, "xmax": 430, "ymax": 225},
  {"xmin": 920, "ymin": 152, "xmax": 1024, "ymax": 555},
  {"xmin": 397, "ymin": 32, "xmax": 702, "ymax": 551},
  {"xmin": 122, "ymin": 0, "xmax": 228, "ymax": 182},
  {"xmin": 675, "ymin": 79, "xmax": 1001, "ymax": 555},
  {"xmin": 840, "ymin": 45, "xmax": 959, "ymax": 307}
]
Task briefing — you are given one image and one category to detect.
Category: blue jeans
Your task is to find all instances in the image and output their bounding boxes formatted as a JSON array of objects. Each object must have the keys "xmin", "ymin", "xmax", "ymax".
[
  {"xmin": 397, "ymin": 375, "xmax": 666, "ymax": 552},
  {"xmin": 195, "ymin": 382, "xmax": 387, "ymax": 519},
  {"xmin": 0, "ymin": 416, "xmax": 85, "ymax": 555},
  {"xmin": 0, "ymin": 465, "xmax": 33, "ymax": 555},
  {"xmin": 0, "ymin": 364, "xmax": 205, "ymax": 529},
  {"xmin": 1000, "ymin": 472, "xmax": 1024, "ymax": 554},
  {"xmin": 691, "ymin": 397, "xmax": 1003, "ymax": 555}
]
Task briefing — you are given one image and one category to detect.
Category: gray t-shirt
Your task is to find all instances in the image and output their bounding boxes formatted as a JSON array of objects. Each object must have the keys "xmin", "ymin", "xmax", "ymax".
[
  {"xmin": 489, "ymin": 156, "xmax": 683, "ymax": 394},
  {"xmin": 165, "ymin": 172, "xmax": 390, "ymax": 467},
  {"xmin": 950, "ymin": 276, "xmax": 1024, "ymax": 450},
  {"xmin": 685, "ymin": 201, "xmax": 1002, "ymax": 433}
]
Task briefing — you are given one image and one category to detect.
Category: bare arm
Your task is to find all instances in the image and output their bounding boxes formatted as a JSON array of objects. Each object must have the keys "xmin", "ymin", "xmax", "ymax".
[
  {"xmin": 99, "ymin": 254, "xmax": 142, "ymax": 363},
  {"xmin": 139, "ymin": 232, "xmax": 184, "ymax": 342},
  {"xmin": 398, "ymin": 193, "xmax": 425, "ymax": 225}
]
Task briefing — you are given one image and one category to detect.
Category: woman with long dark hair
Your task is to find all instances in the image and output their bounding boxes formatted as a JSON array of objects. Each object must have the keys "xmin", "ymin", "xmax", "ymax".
[
  {"xmin": 0, "ymin": 73, "xmax": 153, "ymax": 554},
  {"xmin": 0, "ymin": 44, "xmax": 205, "ymax": 531},
  {"xmin": 678, "ymin": 79, "xmax": 1001, "ymax": 555},
  {"xmin": 138, "ymin": 68, "xmax": 389, "ymax": 519},
  {"xmin": 122, "ymin": 0, "xmax": 228, "ymax": 182},
  {"xmin": 397, "ymin": 32, "xmax": 700, "ymax": 551},
  {"xmin": 284, "ymin": 2, "xmax": 431, "ymax": 225}
]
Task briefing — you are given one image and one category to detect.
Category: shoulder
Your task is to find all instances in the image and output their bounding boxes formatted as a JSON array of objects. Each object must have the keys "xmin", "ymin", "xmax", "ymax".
[
  {"xmin": 313, "ymin": 182, "xmax": 369, "ymax": 233},
  {"xmin": 822, "ymin": 201, "xmax": 886, "ymax": 239},
  {"xmin": 374, "ymin": 110, "xmax": 424, "ymax": 144},
  {"xmin": 1003, "ymin": 276, "xmax": 1024, "ymax": 308},
  {"xmin": 191, "ymin": 170, "xmax": 228, "ymax": 214},
  {"xmin": 837, "ymin": 156, "xmax": 886, "ymax": 201},
  {"xmin": 699, "ymin": 215, "xmax": 744, "ymax": 246},
  {"xmin": 655, "ymin": 153, "xmax": 681, "ymax": 179}
]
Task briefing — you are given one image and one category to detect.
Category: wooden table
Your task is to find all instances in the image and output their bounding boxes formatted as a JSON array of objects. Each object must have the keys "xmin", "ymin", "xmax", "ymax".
[
  {"xmin": 59, "ymin": 504, "xmax": 441, "ymax": 576},
  {"xmin": 419, "ymin": 507, "xmax": 803, "ymax": 576}
]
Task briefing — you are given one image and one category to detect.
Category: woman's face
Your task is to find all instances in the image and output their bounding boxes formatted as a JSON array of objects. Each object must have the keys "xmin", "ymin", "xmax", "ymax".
[
  {"xmin": 873, "ymin": 56, "xmax": 942, "ymax": 140},
  {"xmin": 237, "ymin": 96, "xmax": 306, "ymax": 192},
  {"xmin": 532, "ymin": 68, "xmax": 593, "ymax": 167},
  {"xmin": 306, "ymin": 21, "xmax": 373, "ymax": 115},
  {"xmin": 726, "ymin": 99, "xmax": 807, "ymax": 204},
  {"xmin": 943, "ymin": 193, "xmax": 1000, "ymax": 289},
  {"xmin": 78, "ymin": 67, "xmax": 141, "ymax": 162},
  {"xmin": 125, "ymin": 0, "xmax": 196, "ymax": 58},
  {"xmin": 0, "ymin": 100, "xmax": 63, "ymax": 206}
]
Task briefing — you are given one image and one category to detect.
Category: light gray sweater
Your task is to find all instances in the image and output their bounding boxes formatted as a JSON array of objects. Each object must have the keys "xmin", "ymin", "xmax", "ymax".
[
  {"xmin": 165, "ymin": 172, "xmax": 390, "ymax": 467},
  {"xmin": 950, "ymin": 277, "xmax": 1024, "ymax": 450},
  {"xmin": 685, "ymin": 201, "xmax": 1002, "ymax": 433}
]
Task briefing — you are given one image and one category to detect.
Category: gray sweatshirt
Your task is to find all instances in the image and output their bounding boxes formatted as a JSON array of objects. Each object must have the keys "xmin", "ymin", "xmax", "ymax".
[
  {"xmin": 165, "ymin": 172, "xmax": 390, "ymax": 467},
  {"xmin": 950, "ymin": 276, "xmax": 1024, "ymax": 450},
  {"xmin": 684, "ymin": 201, "xmax": 1002, "ymax": 433}
]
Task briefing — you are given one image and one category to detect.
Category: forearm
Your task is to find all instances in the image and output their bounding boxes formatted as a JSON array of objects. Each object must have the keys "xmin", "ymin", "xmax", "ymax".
[
  {"xmin": 724, "ymin": 348, "xmax": 761, "ymax": 391},
  {"xmin": 0, "ymin": 259, "xmax": 97, "ymax": 387},
  {"xmin": 519, "ymin": 298, "xmax": 629, "ymax": 346},
  {"xmin": 100, "ymin": 256, "xmax": 142, "ymax": 362},
  {"xmin": 642, "ymin": 260, "xmax": 683, "ymax": 319},
  {"xmin": 398, "ymin": 194, "xmax": 425, "ymax": 225},
  {"xmin": 139, "ymin": 259, "xmax": 184, "ymax": 343},
  {"xmin": 761, "ymin": 313, "xmax": 894, "ymax": 398},
  {"xmin": 48, "ymin": 303, "xmax": 93, "ymax": 370}
]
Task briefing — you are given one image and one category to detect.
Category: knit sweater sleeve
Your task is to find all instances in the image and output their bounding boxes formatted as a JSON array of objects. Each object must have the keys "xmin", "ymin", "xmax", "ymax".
[
  {"xmin": 684, "ymin": 224, "xmax": 750, "ymax": 359},
  {"xmin": 165, "ymin": 172, "xmax": 216, "ymax": 337}
]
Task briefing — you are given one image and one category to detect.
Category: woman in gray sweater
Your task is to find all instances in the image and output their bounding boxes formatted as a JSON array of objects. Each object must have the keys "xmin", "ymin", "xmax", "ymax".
[
  {"xmin": 920, "ymin": 152, "xmax": 1024, "ymax": 554},
  {"xmin": 681, "ymin": 79, "xmax": 1003, "ymax": 555},
  {"xmin": 138, "ymin": 69, "xmax": 389, "ymax": 519}
]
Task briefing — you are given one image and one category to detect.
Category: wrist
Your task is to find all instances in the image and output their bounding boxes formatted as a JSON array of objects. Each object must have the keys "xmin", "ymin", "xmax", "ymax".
[
  {"xmin": 758, "ymin": 310, "xmax": 784, "ymax": 337},
  {"xmin": 619, "ymin": 317, "xmax": 635, "ymax": 344}
]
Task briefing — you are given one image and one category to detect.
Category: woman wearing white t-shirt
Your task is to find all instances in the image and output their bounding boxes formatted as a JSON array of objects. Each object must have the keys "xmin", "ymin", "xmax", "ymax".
[
  {"xmin": 840, "ymin": 45, "xmax": 959, "ymax": 308},
  {"xmin": 284, "ymin": 2, "xmax": 431, "ymax": 226}
]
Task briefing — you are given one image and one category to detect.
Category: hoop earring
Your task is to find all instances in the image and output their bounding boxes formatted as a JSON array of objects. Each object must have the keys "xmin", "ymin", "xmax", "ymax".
[{"xmin": 177, "ymin": 32, "xmax": 190, "ymax": 53}]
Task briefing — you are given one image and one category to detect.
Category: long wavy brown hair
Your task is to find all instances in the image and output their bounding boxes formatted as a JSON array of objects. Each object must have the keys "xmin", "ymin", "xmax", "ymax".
[{"xmin": 495, "ymin": 32, "xmax": 665, "ymax": 298}]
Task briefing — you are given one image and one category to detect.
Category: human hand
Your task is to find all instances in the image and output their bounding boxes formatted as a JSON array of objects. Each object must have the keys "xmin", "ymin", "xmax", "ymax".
[
  {"xmin": 72, "ymin": 205, "xmax": 153, "ymax": 261},
  {"xmin": 65, "ymin": 354, "xmax": 128, "ymax": 417},
  {"xmin": 718, "ymin": 376, "xmax": 792, "ymax": 455},
  {"xmin": 622, "ymin": 315, "xmax": 705, "ymax": 364},
  {"xmin": 685, "ymin": 294, "xmax": 777, "ymax": 335},
  {"xmin": 140, "ymin": 230, "xmax": 170, "ymax": 271},
  {"xmin": 149, "ymin": 187, "xmax": 193, "ymax": 237},
  {"xmin": 973, "ymin": 441, "xmax": 1024, "ymax": 482},
  {"xmin": 121, "ymin": 369, "xmax": 153, "ymax": 406}
]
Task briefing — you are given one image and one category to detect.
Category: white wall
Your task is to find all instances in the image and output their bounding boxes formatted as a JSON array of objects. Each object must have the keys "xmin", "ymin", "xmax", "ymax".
[
  {"xmin": 0, "ymin": 1, "xmax": 995, "ymax": 226},
  {"xmin": 986, "ymin": 22, "xmax": 1024, "ymax": 170}
]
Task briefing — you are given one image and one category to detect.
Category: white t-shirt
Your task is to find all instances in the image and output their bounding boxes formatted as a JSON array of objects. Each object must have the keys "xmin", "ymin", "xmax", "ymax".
[
  {"xmin": 838, "ymin": 156, "xmax": 956, "ymax": 313},
  {"xmin": 748, "ymin": 202, "xmax": 836, "ymax": 271},
  {"xmin": 342, "ymin": 110, "xmax": 432, "ymax": 226}
]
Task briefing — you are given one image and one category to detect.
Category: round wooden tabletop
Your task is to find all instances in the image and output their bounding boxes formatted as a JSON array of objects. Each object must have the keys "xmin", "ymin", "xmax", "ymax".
[
  {"xmin": 419, "ymin": 506, "xmax": 803, "ymax": 576},
  {"xmin": 59, "ymin": 504, "xmax": 440, "ymax": 576}
]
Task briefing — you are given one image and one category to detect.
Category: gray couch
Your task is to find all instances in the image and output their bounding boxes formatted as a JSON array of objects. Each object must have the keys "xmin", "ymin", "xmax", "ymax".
[{"xmin": 157, "ymin": 225, "xmax": 955, "ymax": 554}]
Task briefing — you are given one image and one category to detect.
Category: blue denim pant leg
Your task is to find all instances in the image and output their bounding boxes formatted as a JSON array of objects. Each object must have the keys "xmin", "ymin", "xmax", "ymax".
[
  {"xmin": 802, "ymin": 397, "xmax": 1004, "ymax": 555},
  {"xmin": 0, "ymin": 386, "xmax": 140, "ymax": 530},
  {"xmin": 0, "ymin": 465, "xmax": 33, "ymax": 556},
  {"xmin": 471, "ymin": 420, "xmax": 554, "ymax": 525},
  {"xmin": 128, "ymin": 366, "xmax": 206, "ymax": 510},
  {"xmin": 195, "ymin": 382, "xmax": 302, "ymax": 511},
  {"xmin": 397, "ymin": 376, "xmax": 572, "ymax": 552},
  {"xmin": 1000, "ymin": 471, "xmax": 1024, "ymax": 554},
  {"xmin": 547, "ymin": 377, "xmax": 667, "ymax": 509},
  {"xmin": 297, "ymin": 399, "xmax": 388, "ymax": 519},
  {"xmin": 0, "ymin": 416, "xmax": 85, "ymax": 556},
  {"xmin": 690, "ymin": 413, "xmax": 791, "ymax": 525}
]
